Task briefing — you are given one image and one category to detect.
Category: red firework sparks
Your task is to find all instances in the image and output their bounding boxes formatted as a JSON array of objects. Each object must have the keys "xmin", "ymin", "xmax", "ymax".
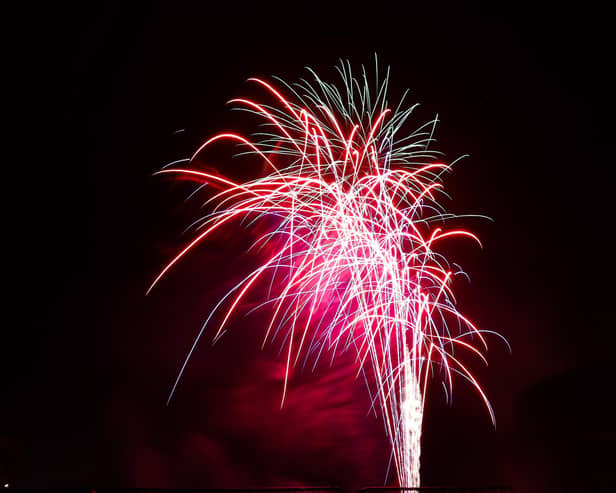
[{"xmin": 150, "ymin": 60, "xmax": 505, "ymax": 487}]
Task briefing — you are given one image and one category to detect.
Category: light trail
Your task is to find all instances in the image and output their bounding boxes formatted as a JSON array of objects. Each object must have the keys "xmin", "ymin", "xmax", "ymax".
[{"xmin": 151, "ymin": 59, "xmax": 504, "ymax": 487}]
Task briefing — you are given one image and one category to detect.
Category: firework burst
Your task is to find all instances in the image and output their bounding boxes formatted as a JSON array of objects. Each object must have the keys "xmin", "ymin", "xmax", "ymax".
[{"xmin": 150, "ymin": 59, "xmax": 502, "ymax": 487}]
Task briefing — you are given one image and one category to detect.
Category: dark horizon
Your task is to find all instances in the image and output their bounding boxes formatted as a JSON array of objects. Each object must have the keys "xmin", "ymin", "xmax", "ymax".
[{"xmin": 3, "ymin": 3, "xmax": 614, "ymax": 493}]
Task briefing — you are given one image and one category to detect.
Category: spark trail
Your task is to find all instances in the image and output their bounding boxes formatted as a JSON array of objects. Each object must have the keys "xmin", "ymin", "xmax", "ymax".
[{"xmin": 150, "ymin": 60, "xmax": 500, "ymax": 487}]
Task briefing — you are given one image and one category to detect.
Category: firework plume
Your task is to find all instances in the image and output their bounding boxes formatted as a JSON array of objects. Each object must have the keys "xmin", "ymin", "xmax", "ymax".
[{"xmin": 150, "ymin": 59, "xmax": 500, "ymax": 487}]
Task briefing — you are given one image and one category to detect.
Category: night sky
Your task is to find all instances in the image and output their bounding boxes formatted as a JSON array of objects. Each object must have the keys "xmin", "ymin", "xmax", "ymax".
[{"xmin": 4, "ymin": 3, "xmax": 615, "ymax": 492}]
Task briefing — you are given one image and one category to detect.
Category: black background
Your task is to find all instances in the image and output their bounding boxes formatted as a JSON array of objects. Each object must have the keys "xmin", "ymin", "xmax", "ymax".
[{"xmin": 3, "ymin": 2, "xmax": 614, "ymax": 492}]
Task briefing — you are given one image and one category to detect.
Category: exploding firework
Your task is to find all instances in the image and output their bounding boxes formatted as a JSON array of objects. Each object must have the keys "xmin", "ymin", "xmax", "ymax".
[{"xmin": 150, "ymin": 59, "xmax": 502, "ymax": 487}]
